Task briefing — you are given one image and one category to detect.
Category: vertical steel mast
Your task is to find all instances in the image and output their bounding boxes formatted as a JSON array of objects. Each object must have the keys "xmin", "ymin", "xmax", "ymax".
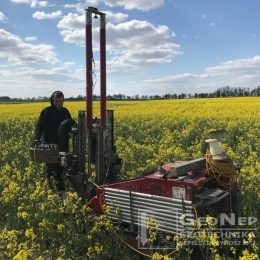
[
  {"xmin": 85, "ymin": 7, "xmax": 106, "ymax": 130},
  {"xmin": 100, "ymin": 14, "xmax": 106, "ymax": 129},
  {"xmin": 85, "ymin": 7, "xmax": 107, "ymax": 184},
  {"xmin": 85, "ymin": 8, "xmax": 93, "ymax": 130}
]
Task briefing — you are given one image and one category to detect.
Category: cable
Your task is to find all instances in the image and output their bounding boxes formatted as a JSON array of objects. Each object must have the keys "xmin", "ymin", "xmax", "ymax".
[
  {"xmin": 86, "ymin": 196, "xmax": 96, "ymax": 207},
  {"xmin": 92, "ymin": 51, "xmax": 97, "ymax": 92},
  {"xmin": 84, "ymin": 180, "xmax": 200, "ymax": 258},
  {"xmin": 163, "ymin": 205, "xmax": 198, "ymax": 258},
  {"xmin": 105, "ymin": 204, "xmax": 199, "ymax": 259},
  {"xmin": 205, "ymin": 152, "xmax": 237, "ymax": 190},
  {"xmin": 33, "ymin": 146, "xmax": 37, "ymax": 164},
  {"xmin": 111, "ymin": 225, "xmax": 152, "ymax": 258}
]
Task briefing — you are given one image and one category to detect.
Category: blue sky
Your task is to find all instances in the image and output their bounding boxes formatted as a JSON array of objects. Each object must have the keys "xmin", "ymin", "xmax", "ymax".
[{"xmin": 0, "ymin": 0, "xmax": 260, "ymax": 98}]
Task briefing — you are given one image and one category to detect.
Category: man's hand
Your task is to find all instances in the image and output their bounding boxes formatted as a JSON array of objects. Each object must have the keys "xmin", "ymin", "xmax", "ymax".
[{"xmin": 31, "ymin": 139, "xmax": 41, "ymax": 147}]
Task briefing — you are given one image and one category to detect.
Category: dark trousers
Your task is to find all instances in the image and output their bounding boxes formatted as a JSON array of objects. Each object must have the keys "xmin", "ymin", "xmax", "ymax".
[{"xmin": 45, "ymin": 163, "xmax": 65, "ymax": 191}]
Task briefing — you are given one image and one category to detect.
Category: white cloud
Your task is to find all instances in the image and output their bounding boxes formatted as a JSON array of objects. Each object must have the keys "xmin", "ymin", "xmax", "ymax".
[
  {"xmin": 23, "ymin": 67, "xmax": 78, "ymax": 80},
  {"xmin": 11, "ymin": 0, "xmax": 53, "ymax": 8},
  {"xmin": 63, "ymin": 3, "xmax": 85, "ymax": 14},
  {"xmin": 0, "ymin": 28, "xmax": 59, "ymax": 65},
  {"xmin": 33, "ymin": 10, "xmax": 62, "ymax": 20},
  {"xmin": 57, "ymin": 10, "xmax": 128, "ymax": 33},
  {"xmin": 145, "ymin": 73, "xmax": 198, "ymax": 84},
  {"xmin": 58, "ymin": 12, "xmax": 182, "ymax": 72},
  {"xmin": 31, "ymin": 0, "xmax": 50, "ymax": 7},
  {"xmin": 25, "ymin": 36, "xmax": 37, "ymax": 42},
  {"xmin": 204, "ymin": 56, "xmax": 260, "ymax": 76},
  {"xmin": 0, "ymin": 65, "xmax": 84, "ymax": 98},
  {"xmin": 11, "ymin": 0, "xmax": 31, "ymax": 4},
  {"xmin": 144, "ymin": 56, "xmax": 260, "ymax": 94},
  {"xmin": 63, "ymin": 61, "xmax": 76, "ymax": 68},
  {"xmin": 0, "ymin": 12, "xmax": 8, "ymax": 22},
  {"xmin": 58, "ymin": 13, "xmax": 84, "ymax": 30},
  {"xmin": 64, "ymin": 1, "xmax": 161, "ymax": 12},
  {"xmin": 249, "ymin": 33, "xmax": 256, "ymax": 38},
  {"xmin": 103, "ymin": 20, "xmax": 182, "ymax": 71},
  {"xmin": 64, "ymin": 4, "xmax": 78, "ymax": 9},
  {"xmin": 210, "ymin": 22, "xmax": 215, "ymax": 27},
  {"xmin": 105, "ymin": 10, "xmax": 128, "ymax": 23},
  {"xmin": 85, "ymin": 0, "xmax": 165, "ymax": 11}
]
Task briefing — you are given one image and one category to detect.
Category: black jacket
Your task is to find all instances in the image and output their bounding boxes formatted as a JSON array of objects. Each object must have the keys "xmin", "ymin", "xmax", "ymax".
[{"xmin": 34, "ymin": 106, "xmax": 72, "ymax": 144}]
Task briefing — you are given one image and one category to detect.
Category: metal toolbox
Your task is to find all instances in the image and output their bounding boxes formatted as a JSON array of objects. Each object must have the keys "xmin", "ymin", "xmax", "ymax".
[{"xmin": 29, "ymin": 144, "xmax": 60, "ymax": 164}]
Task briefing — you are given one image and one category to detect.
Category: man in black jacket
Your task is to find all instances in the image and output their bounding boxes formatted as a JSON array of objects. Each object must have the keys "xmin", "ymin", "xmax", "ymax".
[{"xmin": 32, "ymin": 91, "xmax": 72, "ymax": 191}]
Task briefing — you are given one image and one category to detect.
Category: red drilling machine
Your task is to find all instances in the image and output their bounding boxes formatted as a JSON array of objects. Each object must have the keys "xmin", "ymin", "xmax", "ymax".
[{"xmin": 30, "ymin": 7, "xmax": 241, "ymax": 244}]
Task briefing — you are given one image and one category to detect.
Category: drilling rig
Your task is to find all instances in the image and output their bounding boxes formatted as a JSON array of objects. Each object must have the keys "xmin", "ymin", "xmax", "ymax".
[{"xmin": 30, "ymin": 7, "xmax": 241, "ymax": 244}]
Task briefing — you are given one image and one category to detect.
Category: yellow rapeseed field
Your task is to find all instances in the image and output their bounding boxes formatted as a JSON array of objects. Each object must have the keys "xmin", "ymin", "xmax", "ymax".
[{"xmin": 0, "ymin": 97, "xmax": 259, "ymax": 259}]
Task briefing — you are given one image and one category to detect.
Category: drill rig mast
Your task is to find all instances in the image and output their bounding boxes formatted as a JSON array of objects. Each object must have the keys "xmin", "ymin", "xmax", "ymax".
[{"xmin": 58, "ymin": 7, "xmax": 121, "ymax": 198}]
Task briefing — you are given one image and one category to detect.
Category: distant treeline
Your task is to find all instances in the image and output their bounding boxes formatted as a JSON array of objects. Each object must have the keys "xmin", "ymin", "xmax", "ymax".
[{"xmin": 1, "ymin": 86, "xmax": 260, "ymax": 102}]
